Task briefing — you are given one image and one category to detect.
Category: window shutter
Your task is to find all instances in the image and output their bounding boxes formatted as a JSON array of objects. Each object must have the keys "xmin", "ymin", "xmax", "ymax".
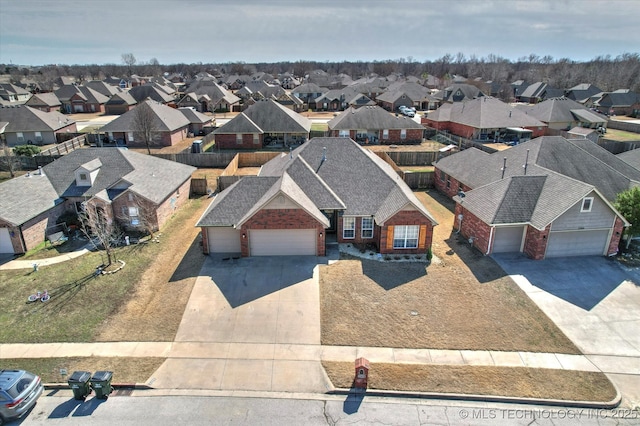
[
  {"xmin": 418, "ymin": 225, "xmax": 427, "ymax": 249},
  {"xmin": 386, "ymin": 226, "xmax": 394, "ymax": 250}
]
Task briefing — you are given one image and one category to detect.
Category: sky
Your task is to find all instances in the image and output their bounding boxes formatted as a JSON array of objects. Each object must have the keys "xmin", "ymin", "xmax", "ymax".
[{"xmin": 0, "ymin": 0, "xmax": 638, "ymax": 66}]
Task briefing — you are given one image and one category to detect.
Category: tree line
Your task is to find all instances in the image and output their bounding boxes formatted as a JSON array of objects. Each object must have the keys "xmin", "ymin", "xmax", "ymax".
[{"xmin": 2, "ymin": 52, "xmax": 639, "ymax": 93}]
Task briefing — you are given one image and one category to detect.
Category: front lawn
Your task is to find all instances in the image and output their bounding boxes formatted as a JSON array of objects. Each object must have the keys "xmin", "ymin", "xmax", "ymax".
[{"xmin": 0, "ymin": 196, "xmax": 209, "ymax": 343}]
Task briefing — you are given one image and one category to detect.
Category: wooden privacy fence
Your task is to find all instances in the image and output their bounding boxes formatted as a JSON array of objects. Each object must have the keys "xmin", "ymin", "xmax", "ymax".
[
  {"xmin": 608, "ymin": 120, "xmax": 640, "ymax": 133},
  {"xmin": 216, "ymin": 152, "xmax": 281, "ymax": 191},
  {"xmin": 151, "ymin": 152, "xmax": 237, "ymax": 168},
  {"xmin": 190, "ymin": 177, "xmax": 209, "ymax": 195},
  {"xmin": 38, "ymin": 135, "xmax": 86, "ymax": 156},
  {"xmin": 19, "ymin": 155, "xmax": 59, "ymax": 169},
  {"xmin": 402, "ymin": 171, "xmax": 435, "ymax": 189},
  {"xmin": 386, "ymin": 151, "xmax": 438, "ymax": 166},
  {"xmin": 597, "ymin": 139, "xmax": 640, "ymax": 154}
]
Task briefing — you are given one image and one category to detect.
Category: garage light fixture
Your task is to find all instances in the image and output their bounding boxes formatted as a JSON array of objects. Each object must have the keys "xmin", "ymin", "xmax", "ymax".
[{"xmin": 242, "ymin": 233, "xmax": 246, "ymax": 238}]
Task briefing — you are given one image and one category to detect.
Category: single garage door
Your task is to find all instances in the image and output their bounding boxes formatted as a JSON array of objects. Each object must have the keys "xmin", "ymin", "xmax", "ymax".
[
  {"xmin": 207, "ymin": 227, "xmax": 241, "ymax": 253},
  {"xmin": 492, "ymin": 226, "xmax": 525, "ymax": 253},
  {"xmin": 546, "ymin": 229, "xmax": 610, "ymax": 258},
  {"xmin": 249, "ymin": 229, "xmax": 316, "ymax": 256},
  {"xmin": 0, "ymin": 227, "xmax": 14, "ymax": 254}
]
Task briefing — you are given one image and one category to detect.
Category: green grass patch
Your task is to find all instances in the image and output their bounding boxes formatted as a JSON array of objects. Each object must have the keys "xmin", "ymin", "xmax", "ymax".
[
  {"xmin": 311, "ymin": 122, "xmax": 328, "ymax": 132},
  {"xmin": 0, "ymin": 197, "xmax": 203, "ymax": 344},
  {"xmin": 603, "ymin": 128, "xmax": 640, "ymax": 142}
]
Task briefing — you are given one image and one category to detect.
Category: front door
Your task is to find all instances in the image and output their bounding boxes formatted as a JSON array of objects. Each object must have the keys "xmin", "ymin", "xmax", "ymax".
[{"xmin": 322, "ymin": 210, "xmax": 337, "ymax": 233}]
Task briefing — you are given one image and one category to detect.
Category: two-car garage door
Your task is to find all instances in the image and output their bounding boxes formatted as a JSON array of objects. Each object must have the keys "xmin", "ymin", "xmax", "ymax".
[
  {"xmin": 206, "ymin": 227, "xmax": 317, "ymax": 256},
  {"xmin": 249, "ymin": 229, "xmax": 316, "ymax": 256},
  {"xmin": 0, "ymin": 228, "xmax": 14, "ymax": 254},
  {"xmin": 546, "ymin": 229, "xmax": 610, "ymax": 258}
]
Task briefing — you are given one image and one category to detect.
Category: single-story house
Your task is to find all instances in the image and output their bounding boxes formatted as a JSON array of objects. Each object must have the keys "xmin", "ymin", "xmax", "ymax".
[
  {"xmin": 516, "ymin": 97, "xmax": 607, "ymax": 131},
  {"xmin": 197, "ymin": 137, "xmax": 437, "ymax": 257},
  {"xmin": 327, "ymin": 105, "xmax": 425, "ymax": 145},
  {"xmin": 433, "ymin": 136, "xmax": 637, "ymax": 259},
  {"xmin": 181, "ymin": 79, "xmax": 240, "ymax": 112},
  {"xmin": 105, "ymin": 92, "xmax": 137, "ymax": 115},
  {"xmin": 213, "ymin": 99, "xmax": 311, "ymax": 149},
  {"xmin": 0, "ymin": 148, "xmax": 195, "ymax": 254},
  {"xmin": 99, "ymin": 100, "xmax": 189, "ymax": 147},
  {"xmin": 0, "ymin": 105, "xmax": 77, "ymax": 146},
  {"xmin": 25, "ymin": 93, "xmax": 62, "ymax": 112},
  {"xmin": 422, "ymin": 97, "xmax": 547, "ymax": 142},
  {"xmin": 178, "ymin": 107, "xmax": 214, "ymax": 136},
  {"xmin": 0, "ymin": 84, "xmax": 31, "ymax": 104},
  {"xmin": 55, "ymin": 85, "xmax": 109, "ymax": 113}
]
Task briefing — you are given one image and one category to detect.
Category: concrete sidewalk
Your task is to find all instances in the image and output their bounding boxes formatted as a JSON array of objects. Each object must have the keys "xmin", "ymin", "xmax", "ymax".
[{"xmin": 0, "ymin": 247, "xmax": 90, "ymax": 270}]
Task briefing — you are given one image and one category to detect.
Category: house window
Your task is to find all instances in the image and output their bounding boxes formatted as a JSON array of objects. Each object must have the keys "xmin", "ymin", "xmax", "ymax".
[
  {"xmin": 253, "ymin": 133, "xmax": 259, "ymax": 144},
  {"xmin": 17, "ymin": 132, "xmax": 24, "ymax": 142},
  {"xmin": 440, "ymin": 170, "xmax": 445, "ymax": 182},
  {"xmin": 128, "ymin": 132, "xmax": 134, "ymax": 142},
  {"xmin": 339, "ymin": 130, "xmax": 349, "ymax": 137},
  {"xmin": 401, "ymin": 129, "xmax": 407, "ymax": 139},
  {"xmin": 361, "ymin": 217, "xmax": 373, "ymax": 239},
  {"xmin": 35, "ymin": 132, "xmax": 42, "ymax": 142},
  {"xmin": 393, "ymin": 225, "xmax": 419, "ymax": 249},
  {"xmin": 79, "ymin": 173, "xmax": 88, "ymax": 181},
  {"xmin": 383, "ymin": 129, "xmax": 389, "ymax": 139},
  {"xmin": 236, "ymin": 133, "xmax": 243, "ymax": 144},
  {"xmin": 446, "ymin": 176, "xmax": 451, "ymax": 189},
  {"xmin": 128, "ymin": 206, "xmax": 139, "ymax": 225},
  {"xmin": 581, "ymin": 197, "xmax": 594, "ymax": 212},
  {"xmin": 343, "ymin": 217, "xmax": 355, "ymax": 239}
]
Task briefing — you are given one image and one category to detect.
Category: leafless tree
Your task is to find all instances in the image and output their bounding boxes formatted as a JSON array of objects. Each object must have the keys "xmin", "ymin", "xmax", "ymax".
[
  {"xmin": 122, "ymin": 53, "xmax": 137, "ymax": 76},
  {"xmin": 0, "ymin": 139, "xmax": 20, "ymax": 178},
  {"xmin": 116, "ymin": 192, "xmax": 159, "ymax": 238},
  {"xmin": 131, "ymin": 101, "xmax": 159, "ymax": 154},
  {"xmin": 78, "ymin": 201, "xmax": 122, "ymax": 267}
]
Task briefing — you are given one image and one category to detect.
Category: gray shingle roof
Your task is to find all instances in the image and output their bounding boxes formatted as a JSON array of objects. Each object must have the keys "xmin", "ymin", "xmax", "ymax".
[
  {"xmin": 100, "ymin": 100, "xmax": 190, "ymax": 133},
  {"xmin": 516, "ymin": 97, "xmax": 607, "ymax": 124},
  {"xmin": 328, "ymin": 106, "xmax": 425, "ymax": 130},
  {"xmin": 25, "ymin": 93, "xmax": 61, "ymax": 107},
  {"xmin": 0, "ymin": 105, "xmax": 75, "ymax": 132},
  {"xmin": 213, "ymin": 112, "xmax": 262, "ymax": 134},
  {"xmin": 0, "ymin": 172, "xmax": 62, "ymax": 226},
  {"xmin": 127, "ymin": 85, "xmax": 174, "ymax": 103},
  {"xmin": 215, "ymin": 99, "xmax": 311, "ymax": 134},
  {"xmin": 178, "ymin": 108, "xmax": 213, "ymax": 124},
  {"xmin": 106, "ymin": 92, "xmax": 137, "ymax": 106},
  {"xmin": 428, "ymin": 97, "xmax": 545, "ymax": 129}
]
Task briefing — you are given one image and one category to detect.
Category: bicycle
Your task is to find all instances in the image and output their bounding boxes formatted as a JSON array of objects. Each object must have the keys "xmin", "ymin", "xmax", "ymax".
[{"xmin": 27, "ymin": 290, "xmax": 50, "ymax": 303}]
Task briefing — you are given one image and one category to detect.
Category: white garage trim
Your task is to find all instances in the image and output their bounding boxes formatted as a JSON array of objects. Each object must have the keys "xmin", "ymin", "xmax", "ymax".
[
  {"xmin": 546, "ymin": 229, "xmax": 610, "ymax": 258},
  {"xmin": 0, "ymin": 227, "xmax": 14, "ymax": 254},
  {"xmin": 492, "ymin": 225, "xmax": 525, "ymax": 253},
  {"xmin": 249, "ymin": 229, "xmax": 316, "ymax": 256},
  {"xmin": 207, "ymin": 227, "xmax": 241, "ymax": 253}
]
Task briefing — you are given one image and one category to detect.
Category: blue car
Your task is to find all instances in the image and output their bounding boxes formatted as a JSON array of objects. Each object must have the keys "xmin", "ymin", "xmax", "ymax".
[{"xmin": 0, "ymin": 370, "xmax": 44, "ymax": 425}]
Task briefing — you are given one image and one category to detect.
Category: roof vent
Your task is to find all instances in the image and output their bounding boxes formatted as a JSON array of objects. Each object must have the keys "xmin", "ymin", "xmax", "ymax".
[
  {"xmin": 38, "ymin": 166, "xmax": 44, "ymax": 176},
  {"xmin": 322, "ymin": 147, "xmax": 327, "ymax": 162},
  {"xmin": 509, "ymin": 111, "xmax": 512, "ymax": 117}
]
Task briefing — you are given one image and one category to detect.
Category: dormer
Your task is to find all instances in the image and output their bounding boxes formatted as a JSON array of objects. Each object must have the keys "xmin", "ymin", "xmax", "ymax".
[{"xmin": 75, "ymin": 158, "xmax": 102, "ymax": 187}]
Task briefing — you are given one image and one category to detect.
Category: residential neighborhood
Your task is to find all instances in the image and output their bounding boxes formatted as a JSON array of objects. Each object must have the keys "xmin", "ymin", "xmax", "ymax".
[{"xmin": 1, "ymin": 53, "xmax": 640, "ymax": 424}]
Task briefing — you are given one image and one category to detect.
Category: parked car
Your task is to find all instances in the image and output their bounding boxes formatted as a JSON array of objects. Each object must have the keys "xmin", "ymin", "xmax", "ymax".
[
  {"xmin": 403, "ymin": 109, "xmax": 415, "ymax": 117},
  {"xmin": 0, "ymin": 369, "xmax": 44, "ymax": 425}
]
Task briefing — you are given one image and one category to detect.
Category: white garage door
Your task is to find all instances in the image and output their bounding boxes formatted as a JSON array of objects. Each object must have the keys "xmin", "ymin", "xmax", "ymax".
[
  {"xmin": 250, "ymin": 229, "xmax": 316, "ymax": 256},
  {"xmin": 492, "ymin": 226, "xmax": 525, "ymax": 253},
  {"xmin": 0, "ymin": 227, "xmax": 14, "ymax": 254},
  {"xmin": 546, "ymin": 229, "xmax": 610, "ymax": 258},
  {"xmin": 207, "ymin": 227, "xmax": 241, "ymax": 253}
]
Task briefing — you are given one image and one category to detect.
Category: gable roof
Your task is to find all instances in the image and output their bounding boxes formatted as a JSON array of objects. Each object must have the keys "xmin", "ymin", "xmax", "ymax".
[
  {"xmin": 516, "ymin": 97, "xmax": 606, "ymax": 124},
  {"xmin": 25, "ymin": 93, "xmax": 61, "ymax": 107},
  {"xmin": 328, "ymin": 106, "xmax": 425, "ymax": 130},
  {"xmin": 177, "ymin": 108, "xmax": 212, "ymax": 124},
  {"xmin": 106, "ymin": 92, "xmax": 137, "ymax": 106},
  {"xmin": 0, "ymin": 171, "xmax": 62, "ymax": 226},
  {"xmin": 436, "ymin": 136, "xmax": 640, "ymax": 202},
  {"xmin": 0, "ymin": 105, "xmax": 75, "ymax": 132},
  {"xmin": 127, "ymin": 85, "xmax": 174, "ymax": 103},
  {"xmin": 214, "ymin": 99, "xmax": 311, "ymax": 134},
  {"xmin": 198, "ymin": 137, "xmax": 437, "ymax": 228},
  {"xmin": 100, "ymin": 100, "xmax": 190, "ymax": 133}
]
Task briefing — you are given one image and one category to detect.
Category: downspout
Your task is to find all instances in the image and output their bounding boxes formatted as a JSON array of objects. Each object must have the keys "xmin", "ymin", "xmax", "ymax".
[{"xmin": 486, "ymin": 226, "xmax": 494, "ymax": 255}]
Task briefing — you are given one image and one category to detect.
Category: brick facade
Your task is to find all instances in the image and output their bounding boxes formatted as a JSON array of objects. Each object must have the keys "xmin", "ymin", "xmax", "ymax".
[
  {"xmin": 379, "ymin": 210, "xmax": 434, "ymax": 255},
  {"xmin": 239, "ymin": 208, "xmax": 326, "ymax": 257},
  {"xmin": 434, "ymin": 167, "xmax": 470, "ymax": 198},
  {"xmin": 608, "ymin": 216, "xmax": 625, "ymax": 256},
  {"xmin": 329, "ymin": 128, "xmax": 423, "ymax": 144},
  {"xmin": 0, "ymin": 203, "xmax": 67, "ymax": 254},
  {"xmin": 215, "ymin": 133, "xmax": 263, "ymax": 150},
  {"xmin": 454, "ymin": 204, "xmax": 491, "ymax": 255},
  {"xmin": 422, "ymin": 119, "xmax": 545, "ymax": 139},
  {"xmin": 336, "ymin": 215, "xmax": 379, "ymax": 248},
  {"xmin": 523, "ymin": 224, "xmax": 550, "ymax": 260}
]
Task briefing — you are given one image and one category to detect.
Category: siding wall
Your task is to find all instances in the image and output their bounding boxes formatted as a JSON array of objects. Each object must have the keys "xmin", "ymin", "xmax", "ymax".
[{"xmin": 551, "ymin": 193, "xmax": 615, "ymax": 231}]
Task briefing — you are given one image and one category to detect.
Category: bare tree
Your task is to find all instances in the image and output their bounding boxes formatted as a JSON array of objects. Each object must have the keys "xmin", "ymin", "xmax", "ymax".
[
  {"xmin": 131, "ymin": 101, "xmax": 159, "ymax": 154},
  {"xmin": 116, "ymin": 192, "xmax": 159, "ymax": 238},
  {"xmin": 0, "ymin": 139, "xmax": 20, "ymax": 178},
  {"xmin": 78, "ymin": 201, "xmax": 122, "ymax": 267},
  {"xmin": 122, "ymin": 53, "xmax": 137, "ymax": 76}
]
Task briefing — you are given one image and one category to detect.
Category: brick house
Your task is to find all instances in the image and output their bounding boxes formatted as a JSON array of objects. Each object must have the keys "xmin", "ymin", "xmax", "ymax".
[
  {"xmin": 213, "ymin": 99, "xmax": 311, "ymax": 149},
  {"xmin": 0, "ymin": 149, "xmax": 195, "ymax": 255},
  {"xmin": 328, "ymin": 105, "xmax": 425, "ymax": 145},
  {"xmin": 55, "ymin": 85, "xmax": 109, "ymax": 113},
  {"xmin": 433, "ymin": 136, "xmax": 633, "ymax": 259},
  {"xmin": 25, "ymin": 93, "xmax": 62, "ymax": 112},
  {"xmin": 99, "ymin": 100, "xmax": 190, "ymax": 147},
  {"xmin": 197, "ymin": 137, "xmax": 437, "ymax": 257}
]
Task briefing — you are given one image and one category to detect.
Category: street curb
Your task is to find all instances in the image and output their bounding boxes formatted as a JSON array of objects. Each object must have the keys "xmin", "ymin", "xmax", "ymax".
[
  {"xmin": 44, "ymin": 383, "xmax": 154, "ymax": 391},
  {"xmin": 327, "ymin": 388, "xmax": 622, "ymax": 410}
]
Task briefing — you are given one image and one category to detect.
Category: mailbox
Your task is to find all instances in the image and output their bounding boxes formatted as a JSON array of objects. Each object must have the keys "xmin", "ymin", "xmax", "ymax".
[{"xmin": 354, "ymin": 357, "xmax": 370, "ymax": 389}]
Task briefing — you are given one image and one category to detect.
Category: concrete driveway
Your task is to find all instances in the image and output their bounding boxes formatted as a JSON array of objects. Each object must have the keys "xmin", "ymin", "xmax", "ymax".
[
  {"xmin": 149, "ymin": 253, "xmax": 336, "ymax": 393},
  {"xmin": 493, "ymin": 254, "xmax": 640, "ymax": 409}
]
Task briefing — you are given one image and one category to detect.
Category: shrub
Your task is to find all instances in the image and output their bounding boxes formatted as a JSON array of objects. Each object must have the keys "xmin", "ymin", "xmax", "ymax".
[
  {"xmin": 13, "ymin": 145, "xmax": 41, "ymax": 157},
  {"xmin": 426, "ymin": 248, "xmax": 433, "ymax": 261}
]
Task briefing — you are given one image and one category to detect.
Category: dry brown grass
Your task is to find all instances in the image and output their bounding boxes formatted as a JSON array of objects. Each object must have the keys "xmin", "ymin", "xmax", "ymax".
[
  {"xmin": 322, "ymin": 361, "xmax": 617, "ymax": 402},
  {"xmin": 95, "ymin": 197, "xmax": 210, "ymax": 342},
  {"xmin": 365, "ymin": 141, "xmax": 442, "ymax": 152},
  {"xmin": 319, "ymin": 190, "xmax": 579, "ymax": 354},
  {"xmin": 3, "ymin": 358, "xmax": 164, "ymax": 384}
]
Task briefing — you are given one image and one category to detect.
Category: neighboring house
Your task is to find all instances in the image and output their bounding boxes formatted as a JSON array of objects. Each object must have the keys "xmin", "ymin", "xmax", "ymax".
[
  {"xmin": 55, "ymin": 85, "xmax": 109, "ymax": 113},
  {"xmin": 516, "ymin": 97, "xmax": 607, "ymax": 131},
  {"xmin": 376, "ymin": 82, "xmax": 431, "ymax": 111},
  {"xmin": 422, "ymin": 97, "xmax": 547, "ymax": 142},
  {"xmin": 197, "ymin": 137, "xmax": 437, "ymax": 257},
  {"xmin": 178, "ymin": 107, "xmax": 214, "ymax": 136},
  {"xmin": 0, "ymin": 84, "xmax": 31, "ymax": 104},
  {"xmin": 590, "ymin": 89, "xmax": 640, "ymax": 116},
  {"xmin": 279, "ymin": 73, "xmax": 301, "ymax": 89},
  {"xmin": 564, "ymin": 83, "xmax": 602, "ymax": 104},
  {"xmin": 328, "ymin": 105, "xmax": 425, "ymax": 144},
  {"xmin": 25, "ymin": 93, "xmax": 62, "ymax": 112},
  {"xmin": 213, "ymin": 99, "xmax": 311, "ymax": 149},
  {"xmin": 99, "ymin": 100, "xmax": 189, "ymax": 147},
  {"xmin": 103, "ymin": 76, "xmax": 130, "ymax": 89},
  {"xmin": 433, "ymin": 136, "xmax": 636, "ymax": 259},
  {"xmin": 127, "ymin": 84, "xmax": 175, "ymax": 104},
  {"xmin": 104, "ymin": 92, "xmax": 137, "ymax": 115},
  {"xmin": 435, "ymin": 83, "xmax": 485, "ymax": 103},
  {"xmin": 292, "ymin": 83, "xmax": 327, "ymax": 109},
  {"xmin": 85, "ymin": 80, "xmax": 123, "ymax": 98},
  {"xmin": 516, "ymin": 82, "xmax": 563, "ymax": 104},
  {"xmin": 182, "ymin": 78, "xmax": 240, "ymax": 112},
  {"xmin": 0, "ymin": 148, "xmax": 195, "ymax": 255},
  {"xmin": 0, "ymin": 105, "xmax": 77, "ymax": 146},
  {"xmin": 567, "ymin": 127, "xmax": 601, "ymax": 143}
]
